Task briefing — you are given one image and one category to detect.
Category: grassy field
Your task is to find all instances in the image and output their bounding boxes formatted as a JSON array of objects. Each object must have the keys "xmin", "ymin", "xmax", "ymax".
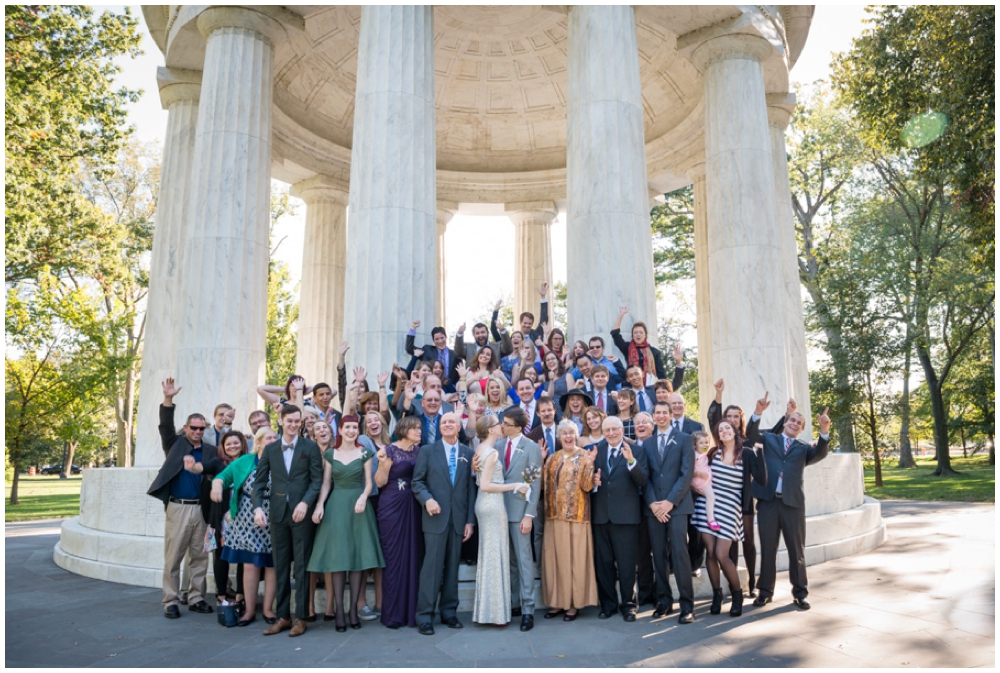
[
  {"xmin": 4, "ymin": 475, "xmax": 83, "ymax": 522},
  {"xmin": 864, "ymin": 453, "xmax": 995, "ymax": 503}
]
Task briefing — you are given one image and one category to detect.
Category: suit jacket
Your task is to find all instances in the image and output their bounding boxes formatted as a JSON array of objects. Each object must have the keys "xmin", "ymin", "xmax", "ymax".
[
  {"xmin": 589, "ymin": 387, "xmax": 619, "ymax": 416},
  {"xmin": 526, "ymin": 423, "xmax": 562, "ymax": 455},
  {"xmin": 498, "ymin": 435, "xmax": 543, "ymax": 521},
  {"xmin": 252, "ymin": 436, "xmax": 323, "ymax": 525},
  {"xmin": 411, "ymin": 439, "xmax": 478, "ymax": 536},
  {"xmin": 396, "ymin": 395, "xmax": 455, "ymax": 420},
  {"xmin": 405, "ymin": 333, "xmax": 461, "ymax": 385},
  {"xmin": 641, "ymin": 430, "xmax": 694, "ymax": 516},
  {"xmin": 147, "ymin": 405, "xmax": 220, "ymax": 523},
  {"xmin": 590, "ymin": 439, "xmax": 649, "ymax": 525},
  {"xmin": 747, "ymin": 418, "xmax": 829, "ymax": 509},
  {"xmin": 455, "ymin": 328, "xmax": 512, "ymax": 364}
]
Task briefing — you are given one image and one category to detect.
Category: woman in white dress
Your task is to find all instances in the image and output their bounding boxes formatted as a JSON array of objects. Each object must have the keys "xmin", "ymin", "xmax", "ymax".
[{"xmin": 471, "ymin": 415, "xmax": 529, "ymax": 626}]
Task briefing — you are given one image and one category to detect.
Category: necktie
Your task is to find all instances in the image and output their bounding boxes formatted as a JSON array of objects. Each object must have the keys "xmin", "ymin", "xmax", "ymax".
[
  {"xmin": 597, "ymin": 391, "xmax": 603, "ymax": 410},
  {"xmin": 448, "ymin": 444, "xmax": 457, "ymax": 484},
  {"xmin": 638, "ymin": 394, "xmax": 646, "ymax": 412},
  {"xmin": 282, "ymin": 443, "xmax": 292, "ymax": 450},
  {"xmin": 784, "ymin": 436, "xmax": 792, "ymax": 454},
  {"xmin": 658, "ymin": 434, "xmax": 666, "ymax": 463},
  {"xmin": 505, "ymin": 439, "xmax": 513, "ymax": 470},
  {"xmin": 545, "ymin": 428, "xmax": 555, "ymax": 454},
  {"xmin": 427, "ymin": 417, "xmax": 437, "ymax": 444},
  {"xmin": 608, "ymin": 447, "xmax": 618, "ymax": 473},
  {"xmin": 672, "ymin": 419, "xmax": 680, "ymax": 435}
]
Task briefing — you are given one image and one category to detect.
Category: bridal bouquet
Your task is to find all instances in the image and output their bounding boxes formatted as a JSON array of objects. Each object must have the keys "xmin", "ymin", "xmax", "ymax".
[{"xmin": 517, "ymin": 464, "xmax": 542, "ymax": 500}]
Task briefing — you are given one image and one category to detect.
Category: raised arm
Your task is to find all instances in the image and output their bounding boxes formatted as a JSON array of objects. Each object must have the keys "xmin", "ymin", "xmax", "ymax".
[
  {"xmin": 337, "ymin": 341, "xmax": 350, "ymax": 405},
  {"xmin": 159, "ymin": 378, "xmax": 181, "ymax": 455},
  {"xmin": 610, "ymin": 306, "xmax": 630, "ymax": 357},
  {"xmin": 404, "ymin": 320, "xmax": 420, "ymax": 356},
  {"xmin": 257, "ymin": 384, "xmax": 284, "ymax": 408},
  {"xmin": 528, "ymin": 283, "xmax": 549, "ymax": 342}
]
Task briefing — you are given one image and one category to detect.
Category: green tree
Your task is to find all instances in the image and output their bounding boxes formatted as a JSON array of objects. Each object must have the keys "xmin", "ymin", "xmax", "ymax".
[
  {"xmin": 650, "ymin": 187, "xmax": 695, "ymax": 284},
  {"xmin": 5, "ymin": 5, "xmax": 142, "ymax": 284},
  {"xmin": 266, "ymin": 185, "xmax": 300, "ymax": 385},
  {"xmin": 832, "ymin": 5, "xmax": 995, "ymax": 248}
]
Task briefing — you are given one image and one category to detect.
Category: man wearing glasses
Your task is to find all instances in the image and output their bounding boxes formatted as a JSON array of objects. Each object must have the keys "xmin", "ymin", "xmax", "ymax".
[{"xmin": 147, "ymin": 378, "xmax": 220, "ymax": 619}]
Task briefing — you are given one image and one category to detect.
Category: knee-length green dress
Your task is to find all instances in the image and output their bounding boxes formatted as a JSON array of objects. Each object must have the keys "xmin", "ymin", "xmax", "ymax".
[{"xmin": 307, "ymin": 448, "xmax": 385, "ymax": 573}]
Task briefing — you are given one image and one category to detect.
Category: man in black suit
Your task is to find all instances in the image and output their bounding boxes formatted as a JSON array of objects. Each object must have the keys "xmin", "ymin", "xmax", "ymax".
[
  {"xmin": 643, "ymin": 402, "xmax": 696, "ymax": 623},
  {"xmin": 147, "ymin": 378, "xmax": 220, "ymax": 619},
  {"xmin": 591, "ymin": 416, "xmax": 648, "ymax": 621},
  {"xmin": 411, "ymin": 412, "xmax": 477, "ymax": 635},
  {"xmin": 405, "ymin": 319, "xmax": 461, "ymax": 385},
  {"xmin": 663, "ymin": 392, "xmax": 707, "ymax": 576},
  {"xmin": 513, "ymin": 282, "xmax": 550, "ymax": 343},
  {"xmin": 253, "ymin": 405, "xmax": 323, "ymax": 637},
  {"xmin": 505, "ymin": 377, "xmax": 543, "ymax": 432},
  {"xmin": 525, "ymin": 397, "xmax": 561, "ymax": 456},
  {"xmin": 589, "ymin": 365, "xmax": 619, "ymax": 415},
  {"xmin": 747, "ymin": 395, "xmax": 831, "ymax": 610}
]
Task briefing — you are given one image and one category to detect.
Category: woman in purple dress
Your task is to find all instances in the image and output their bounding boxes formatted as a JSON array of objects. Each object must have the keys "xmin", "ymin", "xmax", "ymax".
[{"xmin": 373, "ymin": 416, "xmax": 423, "ymax": 628}]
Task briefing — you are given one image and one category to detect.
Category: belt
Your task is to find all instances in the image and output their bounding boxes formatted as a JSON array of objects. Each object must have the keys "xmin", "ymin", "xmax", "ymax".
[
  {"xmin": 169, "ymin": 497, "xmax": 200, "ymax": 505},
  {"xmin": 775, "ymin": 492, "xmax": 783, "ymax": 498}
]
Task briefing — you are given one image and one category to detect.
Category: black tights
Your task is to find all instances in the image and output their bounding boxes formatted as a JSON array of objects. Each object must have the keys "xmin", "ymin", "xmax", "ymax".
[
  {"xmin": 331, "ymin": 571, "xmax": 363, "ymax": 628},
  {"xmin": 702, "ymin": 533, "xmax": 740, "ymax": 595},
  {"xmin": 213, "ymin": 528, "xmax": 243, "ymax": 600},
  {"xmin": 727, "ymin": 513, "xmax": 757, "ymax": 593}
]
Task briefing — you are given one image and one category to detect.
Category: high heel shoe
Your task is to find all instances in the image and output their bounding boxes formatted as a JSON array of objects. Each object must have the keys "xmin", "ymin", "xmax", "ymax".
[
  {"xmin": 710, "ymin": 588, "xmax": 724, "ymax": 615},
  {"xmin": 237, "ymin": 614, "xmax": 256, "ymax": 627},
  {"xmin": 729, "ymin": 587, "xmax": 744, "ymax": 617},
  {"xmin": 323, "ymin": 613, "xmax": 337, "ymax": 622},
  {"xmin": 349, "ymin": 619, "xmax": 362, "ymax": 630},
  {"xmin": 335, "ymin": 624, "xmax": 347, "ymax": 633}
]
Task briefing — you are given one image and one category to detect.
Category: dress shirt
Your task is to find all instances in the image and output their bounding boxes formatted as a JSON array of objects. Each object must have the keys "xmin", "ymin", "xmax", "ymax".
[
  {"xmin": 632, "ymin": 387, "xmax": 653, "ymax": 412},
  {"xmin": 281, "ymin": 436, "xmax": 298, "ymax": 474},
  {"xmin": 747, "ymin": 413, "xmax": 830, "ymax": 495},
  {"xmin": 593, "ymin": 387, "xmax": 609, "ymax": 413}
]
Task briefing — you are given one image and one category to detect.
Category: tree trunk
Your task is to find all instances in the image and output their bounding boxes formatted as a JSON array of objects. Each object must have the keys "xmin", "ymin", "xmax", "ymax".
[
  {"xmin": 59, "ymin": 442, "xmax": 69, "ymax": 480},
  {"xmin": 867, "ymin": 380, "xmax": 882, "ymax": 487},
  {"xmin": 833, "ymin": 363, "xmax": 857, "ymax": 452},
  {"xmin": 10, "ymin": 458, "xmax": 21, "ymax": 505},
  {"xmin": 989, "ymin": 433, "xmax": 995, "ymax": 465},
  {"xmin": 897, "ymin": 334, "xmax": 916, "ymax": 467},
  {"xmin": 960, "ymin": 425, "xmax": 967, "ymax": 458},
  {"xmin": 61, "ymin": 441, "xmax": 77, "ymax": 479},
  {"xmin": 917, "ymin": 346, "xmax": 958, "ymax": 476}
]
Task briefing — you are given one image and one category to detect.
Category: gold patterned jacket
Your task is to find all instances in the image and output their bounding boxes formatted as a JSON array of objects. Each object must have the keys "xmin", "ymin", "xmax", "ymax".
[{"xmin": 543, "ymin": 449, "xmax": 596, "ymax": 523}]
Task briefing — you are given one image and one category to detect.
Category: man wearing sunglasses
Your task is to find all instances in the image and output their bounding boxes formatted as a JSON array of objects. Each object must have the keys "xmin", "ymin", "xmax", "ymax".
[{"xmin": 147, "ymin": 377, "xmax": 220, "ymax": 619}]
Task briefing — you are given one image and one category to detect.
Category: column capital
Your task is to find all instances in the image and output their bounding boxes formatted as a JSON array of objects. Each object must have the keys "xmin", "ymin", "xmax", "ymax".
[
  {"xmin": 437, "ymin": 201, "xmax": 460, "ymax": 225},
  {"xmin": 766, "ymin": 91, "xmax": 797, "ymax": 130},
  {"xmin": 290, "ymin": 175, "xmax": 349, "ymax": 205},
  {"xmin": 196, "ymin": 6, "xmax": 302, "ymax": 43},
  {"xmin": 504, "ymin": 201, "xmax": 558, "ymax": 225},
  {"xmin": 156, "ymin": 66, "xmax": 201, "ymax": 108},
  {"xmin": 685, "ymin": 161, "xmax": 707, "ymax": 182},
  {"xmin": 691, "ymin": 34, "xmax": 774, "ymax": 72}
]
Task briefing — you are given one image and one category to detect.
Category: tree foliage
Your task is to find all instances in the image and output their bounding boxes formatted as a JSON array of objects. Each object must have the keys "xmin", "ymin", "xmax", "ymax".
[
  {"xmin": 650, "ymin": 186, "xmax": 695, "ymax": 284},
  {"xmin": 266, "ymin": 186, "xmax": 300, "ymax": 385}
]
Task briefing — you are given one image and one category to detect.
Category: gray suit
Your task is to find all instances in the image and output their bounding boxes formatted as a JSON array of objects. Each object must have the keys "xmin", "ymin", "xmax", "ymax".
[
  {"xmin": 411, "ymin": 439, "xmax": 477, "ymax": 625},
  {"xmin": 498, "ymin": 434, "xmax": 543, "ymax": 612}
]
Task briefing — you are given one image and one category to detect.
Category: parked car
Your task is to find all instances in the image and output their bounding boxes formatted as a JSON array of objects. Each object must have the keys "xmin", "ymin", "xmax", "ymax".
[{"xmin": 40, "ymin": 464, "xmax": 81, "ymax": 475}]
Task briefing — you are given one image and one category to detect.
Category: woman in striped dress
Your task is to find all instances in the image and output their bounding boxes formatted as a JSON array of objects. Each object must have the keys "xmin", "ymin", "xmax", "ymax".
[{"xmin": 692, "ymin": 421, "xmax": 766, "ymax": 617}]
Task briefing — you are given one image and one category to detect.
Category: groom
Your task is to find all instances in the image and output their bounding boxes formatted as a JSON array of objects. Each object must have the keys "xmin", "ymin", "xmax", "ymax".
[
  {"xmin": 499, "ymin": 407, "xmax": 543, "ymax": 631},
  {"xmin": 412, "ymin": 412, "xmax": 477, "ymax": 635}
]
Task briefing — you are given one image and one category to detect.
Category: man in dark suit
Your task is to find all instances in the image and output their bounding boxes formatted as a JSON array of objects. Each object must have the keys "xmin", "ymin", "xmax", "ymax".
[
  {"xmin": 147, "ymin": 378, "xmax": 220, "ymax": 619},
  {"xmin": 405, "ymin": 319, "xmax": 461, "ymax": 385},
  {"xmin": 526, "ymin": 397, "xmax": 561, "ymax": 455},
  {"xmin": 252, "ymin": 405, "xmax": 323, "ymax": 637},
  {"xmin": 504, "ymin": 377, "xmax": 543, "ymax": 432},
  {"xmin": 411, "ymin": 412, "xmax": 477, "ymax": 635},
  {"xmin": 589, "ymin": 365, "xmax": 619, "ymax": 415},
  {"xmin": 591, "ymin": 416, "xmax": 648, "ymax": 621},
  {"xmin": 663, "ymin": 392, "xmax": 707, "ymax": 575},
  {"xmin": 514, "ymin": 282, "xmax": 550, "ymax": 343},
  {"xmin": 455, "ymin": 301, "xmax": 513, "ymax": 363},
  {"xmin": 747, "ymin": 395, "xmax": 831, "ymax": 610},
  {"xmin": 643, "ymin": 402, "xmax": 696, "ymax": 623}
]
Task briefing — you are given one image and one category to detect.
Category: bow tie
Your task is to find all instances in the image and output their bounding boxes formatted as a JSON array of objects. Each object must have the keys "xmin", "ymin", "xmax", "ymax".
[{"xmin": 282, "ymin": 443, "xmax": 293, "ymax": 451}]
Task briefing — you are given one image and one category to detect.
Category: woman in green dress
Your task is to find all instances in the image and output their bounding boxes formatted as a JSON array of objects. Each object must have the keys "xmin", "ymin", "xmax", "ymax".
[{"xmin": 308, "ymin": 416, "xmax": 385, "ymax": 632}]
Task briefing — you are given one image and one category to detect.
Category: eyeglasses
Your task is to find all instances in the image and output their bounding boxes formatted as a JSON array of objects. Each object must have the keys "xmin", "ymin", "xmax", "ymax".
[
  {"xmin": 189, "ymin": 426, "xmax": 207, "ymax": 431},
  {"xmin": 502, "ymin": 421, "xmax": 517, "ymax": 428}
]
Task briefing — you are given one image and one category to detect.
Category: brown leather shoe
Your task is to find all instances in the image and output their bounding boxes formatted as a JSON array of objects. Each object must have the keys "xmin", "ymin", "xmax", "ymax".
[
  {"xmin": 289, "ymin": 619, "xmax": 307, "ymax": 637},
  {"xmin": 263, "ymin": 618, "xmax": 291, "ymax": 636}
]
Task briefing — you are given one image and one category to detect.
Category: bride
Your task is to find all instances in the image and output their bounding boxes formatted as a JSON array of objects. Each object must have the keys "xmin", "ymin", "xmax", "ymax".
[{"xmin": 472, "ymin": 415, "xmax": 529, "ymax": 626}]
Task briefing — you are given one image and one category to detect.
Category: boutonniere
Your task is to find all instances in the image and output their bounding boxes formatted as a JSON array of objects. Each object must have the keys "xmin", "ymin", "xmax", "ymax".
[
  {"xmin": 668, "ymin": 437, "xmax": 676, "ymax": 446},
  {"xmin": 397, "ymin": 478, "xmax": 408, "ymax": 491},
  {"xmin": 458, "ymin": 456, "xmax": 469, "ymax": 463}
]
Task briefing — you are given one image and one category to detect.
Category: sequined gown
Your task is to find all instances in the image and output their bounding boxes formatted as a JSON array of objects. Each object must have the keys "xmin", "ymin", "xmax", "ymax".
[{"xmin": 472, "ymin": 447, "xmax": 511, "ymax": 625}]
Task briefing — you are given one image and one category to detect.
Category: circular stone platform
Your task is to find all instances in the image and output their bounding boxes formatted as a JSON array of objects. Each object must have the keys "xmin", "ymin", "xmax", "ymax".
[{"xmin": 54, "ymin": 454, "xmax": 884, "ymax": 605}]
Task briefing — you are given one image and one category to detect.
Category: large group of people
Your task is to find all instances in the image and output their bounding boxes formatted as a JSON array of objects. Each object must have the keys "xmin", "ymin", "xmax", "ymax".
[{"xmin": 147, "ymin": 283, "xmax": 832, "ymax": 638}]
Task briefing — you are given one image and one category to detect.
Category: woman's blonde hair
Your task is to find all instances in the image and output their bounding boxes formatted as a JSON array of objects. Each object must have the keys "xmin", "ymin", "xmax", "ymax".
[
  {"xmin": 476, "ymin": 414, "xmax": 500, "ymax": 441},
  {"xmin": 364, "ymin": 411, "xmax": 391, "ymax": 446},
  {"xmin": 253, "ymin": 426, "xmax": 276, "ymax": 457}
]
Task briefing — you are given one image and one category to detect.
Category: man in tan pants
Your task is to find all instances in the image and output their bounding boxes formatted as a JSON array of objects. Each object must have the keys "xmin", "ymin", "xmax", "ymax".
[{"xmin": 147, "ymin": 378, "xmax": 219, "ymax": 618}]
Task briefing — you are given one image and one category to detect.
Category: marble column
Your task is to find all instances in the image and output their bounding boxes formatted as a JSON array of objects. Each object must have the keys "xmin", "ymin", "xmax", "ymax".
[
  {"xmin": 174, "ymin": 7, "xmax": 278, "ymax": 430},
  {"xmin": 134, "ymin": 69, "xmax": 201, "ymax": 468},
  {"xmin": 436, "ymin": 202, "xmax": 458, "ymax": 328},
  {"xmin": 292, "ymin": 177, "xmax": 349, "ymax": 386},
  {"xmin": 507, "ymin": 201, "xmax": 557, "ymax": 324},
  {"xmin": 768, "ymin": 92, "xmax": 813, "ymax": 436},
  {"xmin": 344, "ymin": 6, "xmax": 436, "ymax": 372},
  {"xmin": 566, "ymin": 6, "xmax": 658, "ymax": 346},
  {"xmin": 692, "ymin": 34, "xmax": 789, "ymax": 428},
  {"xmin": 691, "ymin": 169, "xmax": 715, "ymax": 428}
]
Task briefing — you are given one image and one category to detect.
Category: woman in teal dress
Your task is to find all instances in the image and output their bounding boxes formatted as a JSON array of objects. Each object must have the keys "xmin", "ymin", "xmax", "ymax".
[{"xmin": 308, "ymin": 416, "xmax": 385, "ymax": 632}]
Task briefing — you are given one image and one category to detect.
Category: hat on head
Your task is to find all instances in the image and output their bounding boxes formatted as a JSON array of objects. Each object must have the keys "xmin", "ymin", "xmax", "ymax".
[{"xmin": 560, "ymin": 389, "xmax": 594, "ymax": 413}]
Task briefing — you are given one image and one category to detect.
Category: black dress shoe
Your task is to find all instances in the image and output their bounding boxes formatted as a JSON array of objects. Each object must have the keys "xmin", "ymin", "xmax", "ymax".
[
  {"xmin": 443, "ymin": 616, "xmax": 464, "ymax": 629},
  {"xmin": 237, "ymin": 614, "xmax": 256, "ymax": 627},
  {"xmin": 188, "ymin": 600, "xmax": 214, "ymax": 613},
  {"xmin": 350, "ymin": 619, "xmax": 362, "ymax": 630},
  {"xmin": 386, "ymin": 623, "xmax": 401, "ymax": 630},
  {"xmin": 652, "ymin": 601, "xmax": 674, "ymax": 618},
  {"xmin": 511, "ymin": 607, "xmax": 522, "ymax": 618},
  {"xmin": 598, "ymin": 610, "xmax": 615, "ymax": 620},
  {"xmin": 520, "ymin": 614, "xmax": 534, "ymax": 632},
  {"xmin": 335, "ymin": 624, "xmax": 347, "ymax": 633},
  {"xmin": 793, "ymin": 598, "xmax": 811, "ymax": 610},
  {"xmin": 623, "ymin": 612, "xmax": 636, "ymax": 623},
  {"xmin": 563, "ymin": 611, "xmax": 578, "ymax": 622},
  {"xmin": 753, "ymin": 595, "xmax": 772, "ymax": 607},
  {"xmin": 544, "ymin": 609, "xmax": 565, "ymax": 619},
  {"xmin": 418, "ymin": 623, "xmax": 435, "ymax": 636},
  {"xmin": 164, "ymin": 605, "xmax": 181, "ymax": 619},
  {"xmin": 678, "ymin": 612, "xmax": 694, "ymax": 624}
]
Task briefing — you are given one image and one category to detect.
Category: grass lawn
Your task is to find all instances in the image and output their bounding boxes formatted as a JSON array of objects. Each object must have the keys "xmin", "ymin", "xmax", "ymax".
[
  {"xmin": 4, "ymin": 475, "xmax": 83, "ymax": 522},
  {"xmin": 864, "ymin": 453, "xmax": 995, "ymax": 503}
]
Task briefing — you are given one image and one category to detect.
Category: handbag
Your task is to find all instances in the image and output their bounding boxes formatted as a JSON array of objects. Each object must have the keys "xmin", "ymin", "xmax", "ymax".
[
  {"xmin": 217, "ymin": 602, "xmax": 240, "ymax": 628},
  {"xmin": 203, "ymin": 525, "xmax": 217, "ymax": 553}
]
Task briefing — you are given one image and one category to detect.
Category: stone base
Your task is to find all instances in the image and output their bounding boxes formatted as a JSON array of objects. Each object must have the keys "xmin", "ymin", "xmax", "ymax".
[{"xmin": 54, "ymin": 460, "xmax": 886, "ymax": 610}]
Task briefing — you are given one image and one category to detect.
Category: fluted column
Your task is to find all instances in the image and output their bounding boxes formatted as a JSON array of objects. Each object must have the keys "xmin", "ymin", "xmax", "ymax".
[
  {"xmin": 135, "ymin": 69, "xmax": 201, "ymax": 468},
  {"xmin": 436, "ymin": 202, "xmax": 458, "ymax": 328},
  {"xmin": 292, "ymin": 177, "xmax": 348, "ymax": 386},
  {"xmin": 566, "ymin": 6, "xmax": 658, "ymax": 345},
  {"xmin": 691, "ymin": 169, "xmax": 715, "ymax": 428},
  {"xmin": 507, "ymin": 201, "xmax": 557, "ymax": 323},
  {"xmin": 768, "ymin": 92, "xmax": 812, "ymax": 436},
  {"xmin": 344, "ymin": 6, "xmax": 436, "ymax": 372},
  {"xmin": 174, "ymin": 7, "xmax": 278, "ymax": 429},
  {"xmin": 692, "ymin": 34, "xmax": 789, "ymax": 428}
]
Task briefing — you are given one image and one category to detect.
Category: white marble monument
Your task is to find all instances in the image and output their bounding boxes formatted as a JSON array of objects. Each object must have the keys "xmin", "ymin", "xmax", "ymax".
[{"xmin": 56, "ymin": 5, "xmax": 884, "ymax": 603}]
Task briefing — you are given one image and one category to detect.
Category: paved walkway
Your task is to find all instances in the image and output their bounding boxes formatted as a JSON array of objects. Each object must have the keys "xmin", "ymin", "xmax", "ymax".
[{"xmin": 5, "ymin": 501, "xmax": 994, "ymax": 667}]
